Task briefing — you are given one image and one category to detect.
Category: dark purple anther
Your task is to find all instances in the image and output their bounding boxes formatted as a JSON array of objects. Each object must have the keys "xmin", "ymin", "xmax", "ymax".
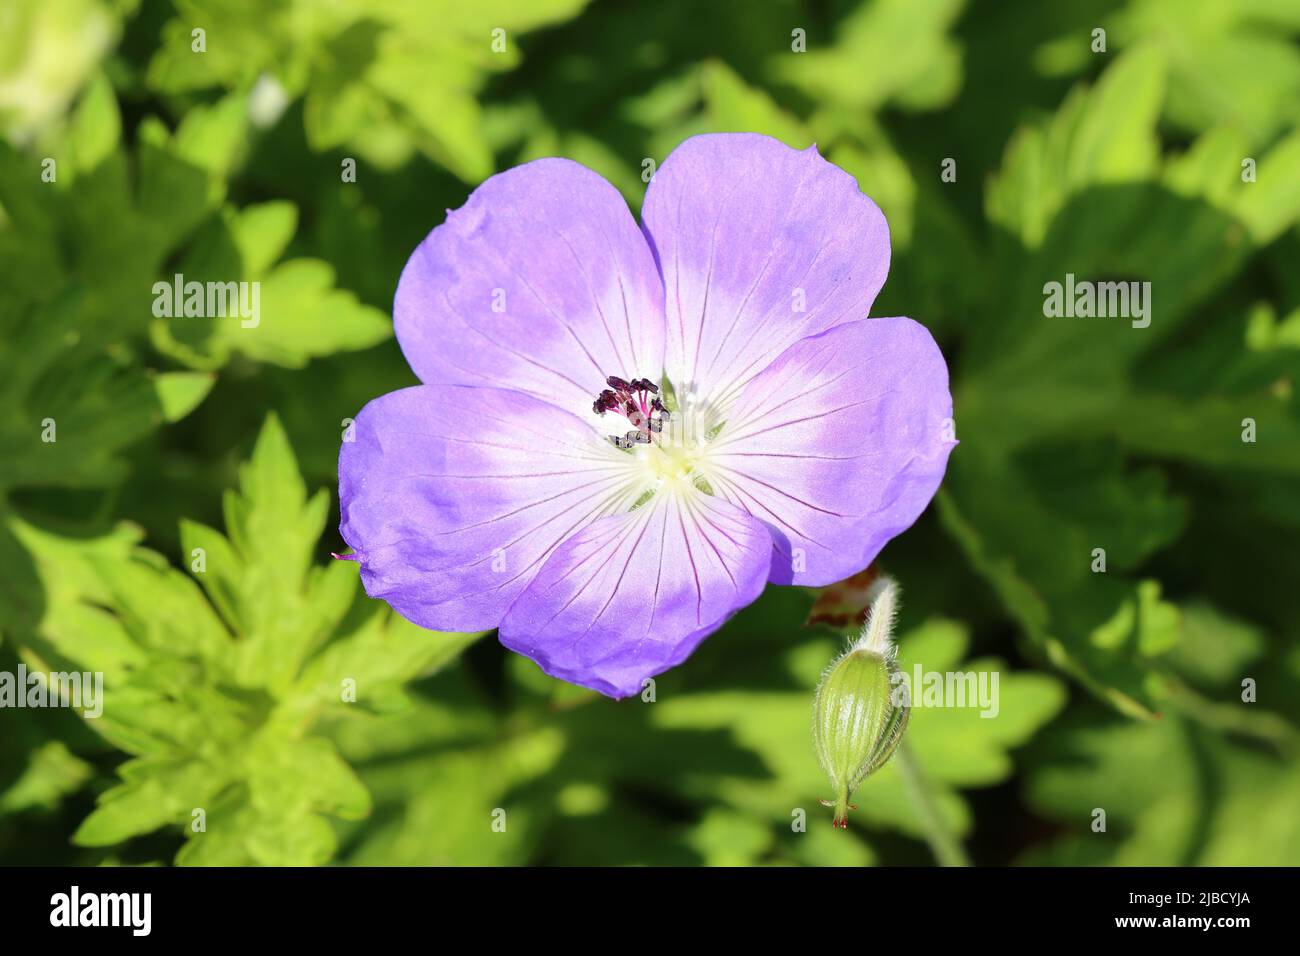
[{"xmin": 594, "ymin": 372, "xmax": 670, "ymax": 448}]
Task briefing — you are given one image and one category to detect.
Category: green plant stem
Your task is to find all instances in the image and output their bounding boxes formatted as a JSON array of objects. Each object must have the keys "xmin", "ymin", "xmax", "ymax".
[
  {"xmin": 896, "ymin": 740, "xmax": 970, "ymax": 867},
  {"xmin": 1161, "ymin": 674, "xmax": 1300, "ymax": 757}
]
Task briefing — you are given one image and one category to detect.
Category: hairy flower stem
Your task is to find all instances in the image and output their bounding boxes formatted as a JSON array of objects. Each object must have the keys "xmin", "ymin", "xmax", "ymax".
[{"xmin": 896, "ymin": 739, "xmax": 970, "ymax": 867}]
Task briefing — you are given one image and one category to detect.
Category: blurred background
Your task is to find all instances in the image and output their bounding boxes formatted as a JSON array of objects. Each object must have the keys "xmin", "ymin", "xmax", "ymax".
[{"xmin": 1, "ymin": 0, "xmax": 1298, "ymax": 866}]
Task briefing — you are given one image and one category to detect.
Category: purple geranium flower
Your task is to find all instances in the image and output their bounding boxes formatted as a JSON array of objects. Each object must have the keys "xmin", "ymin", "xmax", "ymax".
[{"xmin": 338, "ymin": 133, "xmax": 955, "ymax": 698}]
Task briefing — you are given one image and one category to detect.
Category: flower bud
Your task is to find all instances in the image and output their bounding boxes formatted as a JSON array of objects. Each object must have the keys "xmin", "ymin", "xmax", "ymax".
[{"xmin": 812, "ymin": 577, "xmax": 909, "ymax": 828}]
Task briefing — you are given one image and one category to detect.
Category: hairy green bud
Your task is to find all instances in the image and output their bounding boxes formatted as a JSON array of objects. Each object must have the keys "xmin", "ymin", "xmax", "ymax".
[{"xmin": 812, "ymin": 577, "xmax": 909, "ymax": 828}]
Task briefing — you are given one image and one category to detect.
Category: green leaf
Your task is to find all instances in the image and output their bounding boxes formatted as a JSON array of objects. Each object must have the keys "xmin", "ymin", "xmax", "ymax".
[
  {"xmin": 60, "ymin": 73, "xmax": 121, "ymax": 177},
  {"xmin": 209, "ymin": 414, "xmax": 352, "ymax": 689},
  {"xmin": 74, "ymin": 756, "xmax": 231, "ymax": 847},
  {"xmin": 295, "ymin": 610, "xmax": 487, "ymax": 714},
  {"xmin": 772, "ymin": 0, "xmax": 966, "ymax": 114},
  {"xmin": 0, "ymin": 741, "xmax": 93, "ymax": 817},
  {"xmin": 0, "ymin": 0, "xmax": 127, "ymax": 144},
  {"xmin": 150, "ymin": 207, "xmax": 392, "ymax": 370},
  {"xmin": 11, "ymin": 414, "xmax": 483, "ymax": 865},
  {"xmin": 987, "ymin": 46, "xmax": 1166, "ymax": 248},
  {"xmin": 1036, "ymin": 0, "xmax": 1300, "ymax": 144},
  {"xmin": 229, "ymin": 201, "xmax": 297, "ymax": 275},
  {"xmin": 940, "ymin": 47, "xmax": 1300, "ymax": 720},
  {"xmin": 152, "ymin": 372, "xmax": 215, "ymax": 422},
  {"xmin": 1025, "ymin": 712, "xmax": 1300, "ymax": 866},
  {"xmin": 145, "ymin": 0, "xmax": 593, "ymax": 180}
]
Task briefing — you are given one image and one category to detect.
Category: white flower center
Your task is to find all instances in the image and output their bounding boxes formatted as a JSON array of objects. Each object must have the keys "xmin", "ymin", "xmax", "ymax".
[{"xmin": 592, "ymin": 375, "xmax": 725, "ymax": 502}]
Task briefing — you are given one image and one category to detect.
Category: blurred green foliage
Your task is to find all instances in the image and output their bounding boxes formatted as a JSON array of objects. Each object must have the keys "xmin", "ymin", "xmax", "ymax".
[{"xmin": 1, "ymin": 0, "xmax": 1298, "ymax": 866}]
